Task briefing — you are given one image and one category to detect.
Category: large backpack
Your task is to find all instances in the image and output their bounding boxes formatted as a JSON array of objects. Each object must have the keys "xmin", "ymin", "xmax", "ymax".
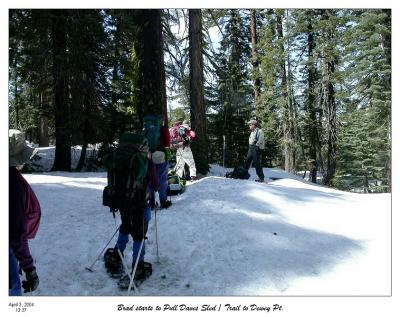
[
  {"xmin": 102, "ymin": 133, "xmax": 149, "ymax": 213},
  {"xmin": 225, "ymin": 166, "xmax": 250, "ymax": 180},
  {"xmin": 143, "ymin": 114, "xmax": 163, "ymax": 153}
]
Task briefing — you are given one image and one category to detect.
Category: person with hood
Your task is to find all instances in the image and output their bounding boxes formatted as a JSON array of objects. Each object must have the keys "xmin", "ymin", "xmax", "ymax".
[
  {"xmin": 9, "ymin": 129, "xmax": 41, "ymax": 295},
  {"xmin": 245, "ymin": 119, "xmax": 265, "ymax": 182},
  {"xmin": 170, "ymin": 120, "xmax": 197, "ymax": 180}
]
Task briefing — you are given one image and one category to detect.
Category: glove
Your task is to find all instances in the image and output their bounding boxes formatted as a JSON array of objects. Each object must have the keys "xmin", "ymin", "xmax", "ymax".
[
  {"xmin": 154, "ymin": 191, "xmax": 160, "ymax": 208},
  {"xmin": 22, "ymin": 268, "xmax": 39, "ymax": 293}
]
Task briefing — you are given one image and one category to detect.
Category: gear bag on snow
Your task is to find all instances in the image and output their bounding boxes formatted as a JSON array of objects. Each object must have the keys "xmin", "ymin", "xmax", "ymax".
[
  {"xmin": 167, "ymin": 173, "xmax": 186, "ymax": 195},
  {"xmin": 102, "ymin": 133, "xmax": 149, "ymax": 212},
  {"xmin": 225, "ymin": 166, "xmax": 250, "ymax": 180},
  {"xmin": 143, "ymin": 115, "xmax": 163, "ymax": 153}
]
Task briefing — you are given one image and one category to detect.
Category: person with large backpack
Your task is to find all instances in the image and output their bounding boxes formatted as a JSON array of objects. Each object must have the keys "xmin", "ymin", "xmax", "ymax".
[
  {"xmin": 102, "ymin": 132, "xmax": 159, "ymax": 288},
  {"xmin": 9, "ymin": 130, "xmax": 41, "ymax": 295},
  {"xmin": 170, "ymin": 120, "xmax": 197, "ymax": 180},
  {"xmin": 245, "ymin": 119, "xmax": 265, "ymax": 182}
]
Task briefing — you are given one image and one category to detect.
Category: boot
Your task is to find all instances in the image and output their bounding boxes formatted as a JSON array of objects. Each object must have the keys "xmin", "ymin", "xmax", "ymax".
[{"xmin": 160, "ymin": 200, "xmax": 172, "ymax": 209}]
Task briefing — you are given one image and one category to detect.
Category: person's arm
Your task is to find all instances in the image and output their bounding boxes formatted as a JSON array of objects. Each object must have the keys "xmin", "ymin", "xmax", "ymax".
[
  {"xmin": 147, "ymin": 160, "xmax": 160, "ymax": 192},
  {"xmin": 9, "ymin": 178, "xmax": 35, "ymax": 273},
  {"xmin": 256, "ymin": 129, "xmax": 265, "ymax": 149}
]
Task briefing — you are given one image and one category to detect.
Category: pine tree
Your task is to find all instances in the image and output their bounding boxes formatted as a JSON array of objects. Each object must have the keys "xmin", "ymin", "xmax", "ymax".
[{"xmin": 211, "ymin": 10, "xmax": 253, "ymax": 167}]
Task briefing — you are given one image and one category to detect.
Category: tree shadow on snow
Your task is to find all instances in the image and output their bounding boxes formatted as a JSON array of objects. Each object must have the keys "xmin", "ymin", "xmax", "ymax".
[{"xmin": 171, "ymin": 178, "xmax": 364, "ymax": 296}]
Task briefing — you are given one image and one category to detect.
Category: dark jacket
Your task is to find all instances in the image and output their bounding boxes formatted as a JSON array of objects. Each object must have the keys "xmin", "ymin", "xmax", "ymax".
[{"xmin": 9, "ymin": 167, "xmax": 41, "ymax": 273}]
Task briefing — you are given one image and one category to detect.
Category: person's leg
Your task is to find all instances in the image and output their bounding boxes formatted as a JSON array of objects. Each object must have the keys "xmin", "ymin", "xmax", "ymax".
[
  {"xmin": 253, "ymin": 148, "xmax": 264, "ymax": 180},
  {"xmin": 158, "ymin": 162, "xmax": 168, "ymax": 202},
  {"xmin": 244, "ymin": 147, "xmax": 253, "ymax": 170},
  {"xmin": 9, "ymin": 247, "xmax": 22, "ymax": 296},
  {"xmin": 131, "ymin": 205, "xmax": 151, "ymax": 264},
  {"xmin": 175, "ymin": 148, "xmax": 185, "ymax": 178},
  {"xmin": 116, "ymin": 210, "xmax": 133, "ymax": 253},
  {"xmin": 183, "ymin": 147, "xmax": 197, "ymax": 178}
]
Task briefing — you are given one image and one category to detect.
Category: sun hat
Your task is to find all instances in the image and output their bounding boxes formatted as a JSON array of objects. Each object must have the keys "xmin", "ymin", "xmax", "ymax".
[
  {"xmin": 248, "ymin": 119, "xmax": 258, "ymax": 126},
  {"xmin": 9, "ymin": 129, "xmax": 38, "ymax": 167}
]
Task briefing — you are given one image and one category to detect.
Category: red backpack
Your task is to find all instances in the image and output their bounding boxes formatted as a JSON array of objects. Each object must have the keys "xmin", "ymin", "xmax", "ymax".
[{"xmin": 169, "ymin": 121, "xmax": 183, "ymax": 143}]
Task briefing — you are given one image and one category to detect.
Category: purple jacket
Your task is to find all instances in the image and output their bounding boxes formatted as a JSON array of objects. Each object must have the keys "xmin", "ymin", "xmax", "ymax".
[{"xmin": 9, "ymin": 167, "xmax": 41, "ymax": 273}]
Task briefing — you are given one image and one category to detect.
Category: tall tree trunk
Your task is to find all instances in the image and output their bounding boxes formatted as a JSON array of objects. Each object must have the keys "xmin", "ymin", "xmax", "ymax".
[
  {"xmin": 250, "ymin": 9, "xmax": 261, "ymax": 113},
  {"xmin": 51, "ymin": 10, "xmax": 71, "ymax": 171},
  {"xmin": 14, "ymin": 67, "xmax": 20, "ymax": 127},
  {"xmin": 134, "ymin": 9, "xmax": 165, "ymax": 124},
  {"xmin": 324, "ymin": 60, "xmax": 337, "ymax": 185},
  {"xmin": 276, "ymin": 10, "xmax": 295, "ymax": 173},
  {"xmin": 306, "ymin": 15, "xmax": 318, "ymax": 183},
  {"xmin": 286, "ymin": 10, "xmax": 297, "ymax": 171},
  {"xmin": 38, "ymin": 91, "xmax": 49, "ymax": 147},
  {"xmin": 321, "ymin": 10, "xmax": 337, "ymax": 186},
  {"xmin": 189, "ymin": 9, "xmax": 208, "ymax": 175}
]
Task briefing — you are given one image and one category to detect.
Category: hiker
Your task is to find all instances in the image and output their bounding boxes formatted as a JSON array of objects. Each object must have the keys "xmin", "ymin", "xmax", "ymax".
[
  {"xmin": 102, "ymin": 133, "xmax": 160, "ymax": 287},
  {"xmin": 149, "ymin": 122, "xmax": 172, "ymax": 209},
  {"xmin": 9, "ymin": 129, "xmax": 41, "ymax": 295},
  {"xmin": 244, "ymin": 119, "xmax": 265, "ymax": 182},
  {"xmin": 170, "ymin": 120, "xmax": 197, "ymax": 180}
]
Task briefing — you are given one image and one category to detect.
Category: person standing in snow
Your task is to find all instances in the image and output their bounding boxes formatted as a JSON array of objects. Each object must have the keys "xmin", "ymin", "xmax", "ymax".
[
  {"xmin": 104, "ymin": 151, "xmax": 160, "ymax": 286},
  {"xmin": 9, "ymin": 129, "xmax": 41, "ymax": 295},
  {"xmin": 245, "ymin": 119, "xmax": 265, "ymax": 182},
  {"xmin": 170, "ymin": 120, "xmax": 197, "ymax": 181}
]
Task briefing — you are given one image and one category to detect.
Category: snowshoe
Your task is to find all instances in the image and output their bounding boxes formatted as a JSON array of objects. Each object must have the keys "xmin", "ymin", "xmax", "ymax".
[
  {"xmin": 118, "ymin": 261, "xmax": 152, "ymax": 289},
  {"xmin": 104, "ymin": 248, "xmax": 123, "ymax": 278}
]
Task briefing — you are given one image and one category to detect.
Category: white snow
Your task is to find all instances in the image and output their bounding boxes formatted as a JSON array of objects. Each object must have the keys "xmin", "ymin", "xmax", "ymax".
[{"xmin": 22, "ymin": 165, "xmax": 390, "ymax": 296}]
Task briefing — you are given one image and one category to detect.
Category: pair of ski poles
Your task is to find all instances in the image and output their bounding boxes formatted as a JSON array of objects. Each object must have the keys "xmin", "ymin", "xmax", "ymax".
[{"xmin": 85, "ymin": 204, "xmax": 161, "ymax": 294}]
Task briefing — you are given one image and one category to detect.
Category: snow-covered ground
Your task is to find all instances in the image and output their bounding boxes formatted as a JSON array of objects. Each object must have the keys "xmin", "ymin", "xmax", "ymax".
[{"xmin": 23, "ymin": 165, "xmax": 390, "ymax": 296}]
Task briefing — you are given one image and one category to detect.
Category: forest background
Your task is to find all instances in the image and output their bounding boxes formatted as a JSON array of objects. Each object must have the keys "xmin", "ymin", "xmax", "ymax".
[{"xmin": 7, "ymin": 8, "xmax": 392, "ymax": 193}]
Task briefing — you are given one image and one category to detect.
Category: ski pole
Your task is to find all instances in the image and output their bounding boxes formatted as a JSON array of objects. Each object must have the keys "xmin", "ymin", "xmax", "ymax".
[
  {"xmin": 85, "ymin": 226, "xmax": 119, "ymax": 272},
  {"xmin": 117, "ymin": 248, "xmax": 132, "ymax": 280},
  {"xmin": 154, "ymin": 204, "xmax": 160, "ymax": 263},
  {"xmin": 127, "ymin": 239, "xmax": 144, "ymax": 295}
]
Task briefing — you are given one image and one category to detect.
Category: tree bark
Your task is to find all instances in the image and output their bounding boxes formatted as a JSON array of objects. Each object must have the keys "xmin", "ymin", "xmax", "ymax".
[
  {"xmin": 189, "ymin": 9, "xmax": 208, "ymax": 174},
  {"xmin": 38, "ymin": 91, "xmax": 49, "ymax": 147},
  {"xmin": 250, "ymin": 9, "xmax": 261, "ymax": 112},
  {"xmin": 306, "ymin": 14, "xmax": 318, "ymax": 183},
  {"xmin": 134, "ymin": 9, "xmax": 165, "ymax": 125},
  {"xmin": 276, "ymin": 10, "xmax": 295, "ymax": 173},
  {"xmin": 51, "ymin": 10, "xmax": 71, "ymax": 171}
]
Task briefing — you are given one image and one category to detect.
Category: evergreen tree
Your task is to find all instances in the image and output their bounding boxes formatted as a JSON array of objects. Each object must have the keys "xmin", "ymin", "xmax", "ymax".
[{"xmin": 211, "ymin": 10, "xmax": 253, "ymax": 167}]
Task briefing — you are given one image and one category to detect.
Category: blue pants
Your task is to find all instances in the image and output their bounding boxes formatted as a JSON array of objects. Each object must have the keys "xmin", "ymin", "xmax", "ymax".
[
  {"xmin": 149, "ymin": 162, "xmax": 168, "ymax": 202},
  {"xmin": 116, "ymin": 205, "xmax": 151, "ymax": 264},
  {"xmin": 9, "ymin": 247, "xmax": 22, "ymax": 296}
]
